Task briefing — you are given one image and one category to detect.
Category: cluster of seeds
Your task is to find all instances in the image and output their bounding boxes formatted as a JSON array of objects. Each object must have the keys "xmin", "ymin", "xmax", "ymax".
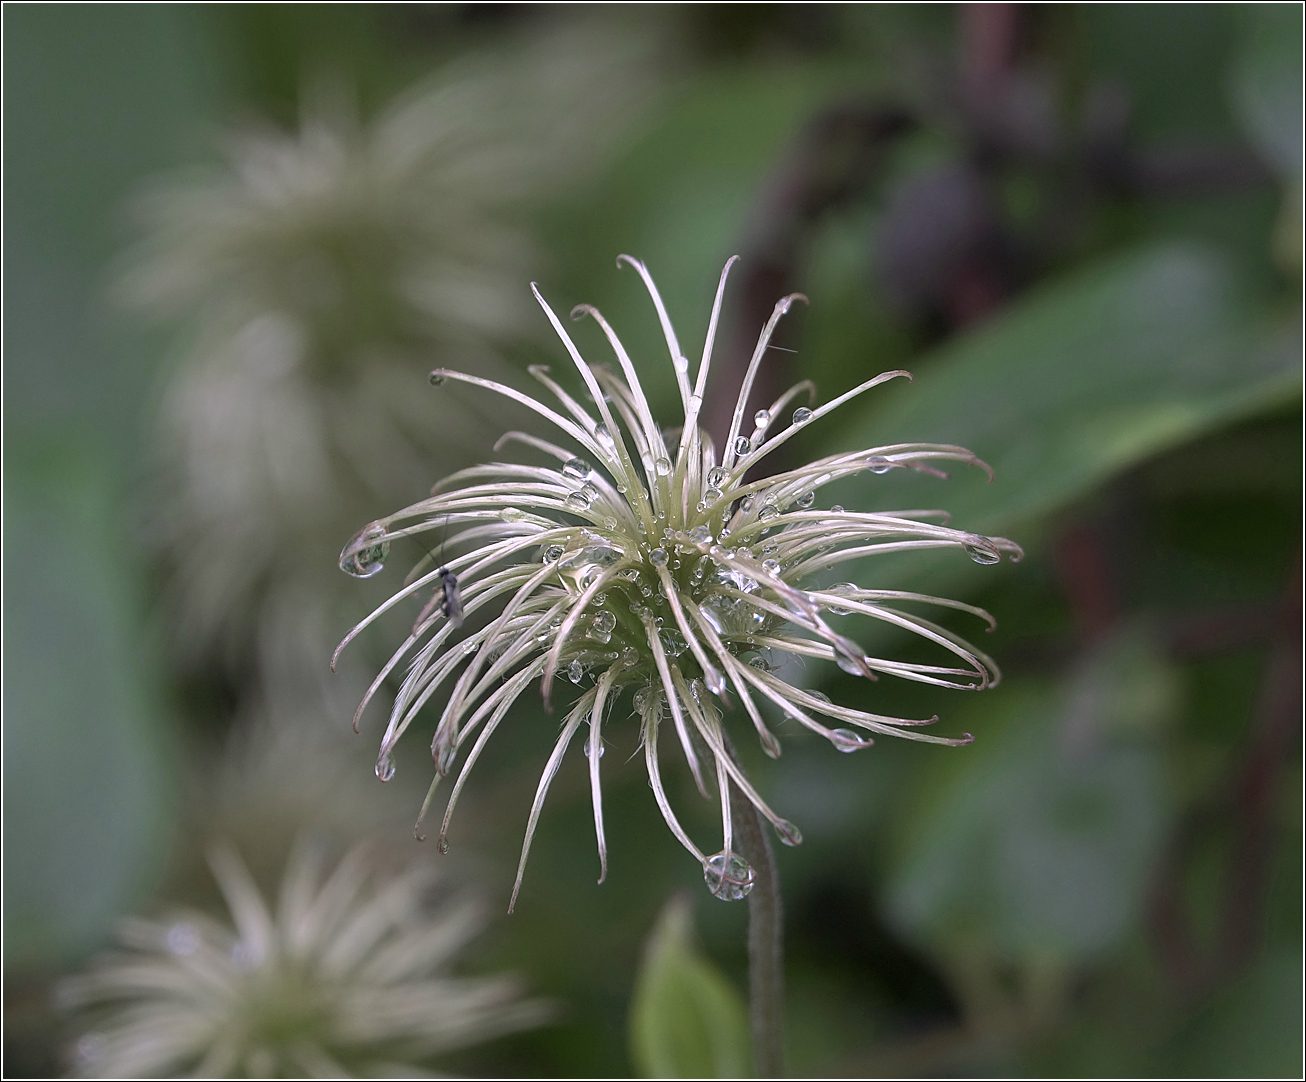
[{"xmin": 336, "ymin": 255, "xmax": 1020, "ymax": 908}]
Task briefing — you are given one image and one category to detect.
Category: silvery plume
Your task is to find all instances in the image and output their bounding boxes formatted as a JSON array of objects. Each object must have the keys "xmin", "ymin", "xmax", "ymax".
[
  {"xmin": 61, "ymin": 841, "xmax": 552, "ymax": 1078},
  {"xmin": 336, "ymin": 256, "xmax": 1021, "ymax": 911},
  {"xmin": 122, "ymin": 21, "xmax": 658, "ymax": 685}
]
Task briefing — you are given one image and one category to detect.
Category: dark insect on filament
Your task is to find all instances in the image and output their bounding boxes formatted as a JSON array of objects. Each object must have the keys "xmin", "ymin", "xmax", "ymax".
[{"xmin": 412, "ymin": 517, "xmax": 463, "ymax": 634}]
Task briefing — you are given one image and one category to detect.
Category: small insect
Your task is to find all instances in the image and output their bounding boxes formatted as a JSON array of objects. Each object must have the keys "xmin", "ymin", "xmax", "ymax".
[{"xmin": 411, "ymin": 516, "xmax": 463, "ymax": 634}]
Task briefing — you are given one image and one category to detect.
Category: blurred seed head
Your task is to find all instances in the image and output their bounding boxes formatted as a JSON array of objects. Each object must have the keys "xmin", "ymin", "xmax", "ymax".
[
  {"xmin": 124, "ymin": 20, "xmax": 661, "ymax": 688},
  {"xmin": 61, "ymin": 839, "xmax": 553, "ymax": 1078}
]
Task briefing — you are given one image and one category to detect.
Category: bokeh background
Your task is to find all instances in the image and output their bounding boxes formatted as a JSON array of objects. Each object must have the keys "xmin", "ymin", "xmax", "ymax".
[{"xmin": 4, "ymin": 4, "xmax": 1301, "ymax": 1077}]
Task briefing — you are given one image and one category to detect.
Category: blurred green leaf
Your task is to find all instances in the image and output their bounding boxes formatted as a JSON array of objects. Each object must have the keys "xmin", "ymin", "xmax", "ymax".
[
  {"xmin": 827, "ymin": 242, "xmax": 1301, "ymax": 592},
  {"xmin": 885, "ymin": 628, "xmax": 1178, "ymax": 962},
  {"xmin": 1157, "ymin": 951, "xmax": 1304, "ymax": 1078},
  {"xmin": 1229, "ymin": 4, "xmax": 1303, "ymax": 178},
  {"xmin": 629, "ymin": 894, "xmax": 752, "ymax": 1079},
  {"xmin": 3, "ymin": 452, "xmax": 176, "ymax": 972}
]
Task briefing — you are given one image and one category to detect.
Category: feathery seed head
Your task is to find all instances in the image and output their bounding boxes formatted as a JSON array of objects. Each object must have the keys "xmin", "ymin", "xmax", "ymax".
[
  {"xmin": 60, "ymin": 841, "xmax": 551, "ymax": 1077},
  {"xmin": 336, "ymin": 256, "xmax": 1021, "ymax": 911}
]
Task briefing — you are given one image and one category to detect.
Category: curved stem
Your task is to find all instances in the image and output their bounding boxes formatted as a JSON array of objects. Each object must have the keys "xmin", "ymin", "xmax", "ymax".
[{"xmin": 727, "ymin": 751, "xmax": 785, "ymax": 1077}]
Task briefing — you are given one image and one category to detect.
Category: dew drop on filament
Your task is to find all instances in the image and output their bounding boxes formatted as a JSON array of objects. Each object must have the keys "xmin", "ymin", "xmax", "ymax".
[
  {"xmin": 792, "ymin": 406, "xmax": 813, "ymax": 425},
  {"xmin": 704, "ymin": 851, "xmax": 755, "ymax": 900},
  {"xmin": 774, "ymin": 819, "xmax": 803, "ymax": 846},
  {"xmin": 962, "ymin": 534, "xmax": 1002, "ymax": 565},
  {"xmin": 831, "ymin": 728, "xmax": 873, "ymax": 753},
  {"xmin": 340, "ymin": 522, "xmax": 389, "ymax": 578}
]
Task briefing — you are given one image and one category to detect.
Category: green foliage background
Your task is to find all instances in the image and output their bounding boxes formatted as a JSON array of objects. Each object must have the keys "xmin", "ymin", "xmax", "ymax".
[{"xmin": 4, "ymin": 4, "xmax": 1300, "ymax": 1077}]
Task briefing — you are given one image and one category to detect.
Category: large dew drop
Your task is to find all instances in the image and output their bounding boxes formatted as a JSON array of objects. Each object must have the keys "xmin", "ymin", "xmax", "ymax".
[
  {"xmin": 831, "ymin": 728, "xmax": 873, "ymax": 753},
  {"xmin": 562, "ymin": 457, "xmax": 591, "ymax": 480},
  {"xmin": 375, "ymin": 752, "xmax": 396, "ymax": 781},
  {"xmin": 792, "ymin": 406, "xmax": 813, "ymax": 426},
  {"xmin": 962, "ymin": 534, "xmax": 1002, "ymax": 565},
  {"xmin": 865, "ymin": 455, "xmax": 894, "ymax": 474},
  {"xmin": 340, "ymin": 522, "xmax": 389, "ymax": 578},
  {"xmin": 704, "ymin": 851, "xmax": 755, "ymax": 901},
  {"xmin": 835, "ymin": 650, "xmax": 866, "ymax": 676},
  {"xmin": 774, "ymin": 819, "xmax": 803, "ymax": 846},
  {"xmin": 733, "ymin": 435, "xmax": 752, "ymax": 457}
]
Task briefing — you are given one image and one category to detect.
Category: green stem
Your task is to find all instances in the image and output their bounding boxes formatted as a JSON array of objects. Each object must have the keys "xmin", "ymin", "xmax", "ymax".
[{"xmin": 729, "ymin": 773, "xmax": 785, "ymax": 1077}]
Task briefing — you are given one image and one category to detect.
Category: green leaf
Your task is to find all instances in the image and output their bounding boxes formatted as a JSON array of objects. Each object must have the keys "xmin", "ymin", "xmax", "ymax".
[
  {"xmin": 1157, "ymin": 951, "xmax": 1304, "ymax": 1078},
  {"xmin": 3, "ymin": 451, "xmax": 176, "ymax": 971},
  {"xmin": 1229, "ymin": 4, "xmax": 1303, "ymax": 178},
  {"xmin": 629, "ymin": 895, "xmax": 752, "ymax": 1079},
  {"xmin": 884, "ymin": 627, "xmax": 1178, "ymax": 963},
  {"xmin": 826, "ymin": 242, "xmax": 1301, "ymax": 592}
]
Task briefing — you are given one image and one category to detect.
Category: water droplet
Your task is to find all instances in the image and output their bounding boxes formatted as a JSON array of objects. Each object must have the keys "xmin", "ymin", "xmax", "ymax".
[
  {"xmin": 428, "ymin": 372, "xmax": 445, "ymax": 386},
  {"xmin": 166, "ymin": 922, "xmax": 200, "ymax": 956},
  {"xmin": 733, "ymin": 435, "xmax": 752, "ymax": 457},
  {"xmin": 700, "ymin": 487, "xmax": 723, "ymax": 509},
  {"xmin": 566, "ymin": 490, "xmax": 593, "ymax": 511},
  {"xmin": 689, "ymin": 525, "xmax": 712, "ymax": 543},
  {"xmin": 774, "ymin": 819, "xmax": 803, "ymax": 846},
  {"xmin": 649, "ymin": 547, "xmax": 668, "ymax": 566},
  {"xmin": 618, "ymin": 567, "xmax": 640, "ymax": 582},
  {"xmin": 658, "ymin": 627, "xmax": 687, "ymax": 657},
  {"xmin": 762, "ymin": 558, "xmax": 781, "ymax": 575},
  {"xmin": 543, "ymin": 544, "xmax": 565, "ymax": 563},
  {"xmin": 707, "ymin": 467, "xmax": 728, "ymax": 489},
  {"xmin": 831, "ymin": 728, "xmax": 872, "ymax": 752},
  {"xmin": 836, "ymin": 651, "xmax": 865, "ymax": 676},
  {"xmin": 583, "ymin": 543, "xmax": 621, "ymax": 566},
  {"xmin": 865, "ymin": 455, "xmax": 894, "ymax": 474},
  {"xmin": 756, "ymin": 503, "xmax": 778, "ymax": 521},
  {"xmin": 830, "ymin": 504, "xmax": 844, "ymax": 513},
  {"xmin": 375, "ymin": 753, "xmax": 396, "ymax": 781},
  {"xmin": 594, "ymin": 423, "xmax": 614, "ymax": 446},
  {"xmin": 567, "ymin": 658, "xmax": 585, "ymax": 683},
  {"xmin": 589, "ymin": 610, "xmax": 616, "ymax": 643},
  {"xmin": 699, "ymin": 603, "xmax": 726, "ymax": 635},
  {"xmin": 436, "ymin": 838, "xmax": 449, "ymax": 854},
  {"xmin": 752, "ymin": 409, "xmax": 771, "ymax": 430},
  {"xmin": 339, "ymin": 522, "xmax": 389, "ymax": 578},
  {"xmin": 704, "ymin": 851, "xmax": 755, "ymax": 900},
  {"xmin": 962, "ymin": 534, "xmax": 1002, "ymax": 565},
  {"xmin": 582, "ymin": 737, "xmax": 605, "ymax": 759},
  {"xmin": 500, "ymin": 507, "xmax": 525, "ymax": 522},
  {"xmin": 655, "ymin": 457, "xmax": 672, "ymax": 476},
  {"xmin": 792, "ymin": 406, "xmax": 813, "ymax": 426},
  {"xmin": 562, "ymin": 457, "xmax": 591, "ymax": 480},
  {"xmin": 795, "ymin": 490, "xmax": 815, "ymax": 509},
  {"xmin": 673, "ymin": 355, "xmax": 690, "ymax": 374}
]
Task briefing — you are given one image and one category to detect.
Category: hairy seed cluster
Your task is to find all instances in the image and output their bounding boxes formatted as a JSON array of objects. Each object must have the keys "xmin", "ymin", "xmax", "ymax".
[{"xmin": 336, "ymin": 256, "xmax": 1020, "ymax": 910}]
